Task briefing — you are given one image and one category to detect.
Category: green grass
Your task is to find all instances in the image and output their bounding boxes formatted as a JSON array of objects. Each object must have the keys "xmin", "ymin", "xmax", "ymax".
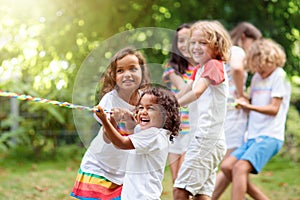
[
  {"xmin": 162, "ymin": 155, "xmax": 300, "ymax": 200},
  {"xmin": 0, "ymin": 145, "xmax": 299, "ymax": 200}
]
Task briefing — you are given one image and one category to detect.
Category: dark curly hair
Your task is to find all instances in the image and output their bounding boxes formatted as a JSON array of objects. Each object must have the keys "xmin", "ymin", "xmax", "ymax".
[{"xmin": 135, "ymin": 86, "xmax": 181, "ymax": 141}]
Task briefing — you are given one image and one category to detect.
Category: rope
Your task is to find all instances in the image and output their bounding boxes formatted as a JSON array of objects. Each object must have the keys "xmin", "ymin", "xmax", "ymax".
[{"xmin": 0, "ymin": 90, "xmax": 97, "ymax": 112}]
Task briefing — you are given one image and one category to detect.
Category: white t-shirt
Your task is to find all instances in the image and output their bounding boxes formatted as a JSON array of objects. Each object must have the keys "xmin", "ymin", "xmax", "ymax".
[
  {"xmin": 80, "ymin": 89, "xmax": 135, "ymax": 185},
  {"xmin": 121, "ymin": 125, "xmax": 169, "ymax": 200},
  {"xmin": 248, "ymin": 67, "xmax": 291, "ymax": 141},
  {"xmin": 226, "ymin": 46, "xmax": 247, "ymax": 99},
  {"xmin": 224, "ymin": 46, "xmax": 248, "ymax": 148},
  {"xmin": 188, "ymin": 60, "xmax": 228, "ymax": 141}
]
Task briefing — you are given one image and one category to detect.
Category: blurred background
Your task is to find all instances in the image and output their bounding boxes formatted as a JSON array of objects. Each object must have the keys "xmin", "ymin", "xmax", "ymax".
[{"xmin": 0, "ymin": 0, "xmax": 299, "ymax": 199}]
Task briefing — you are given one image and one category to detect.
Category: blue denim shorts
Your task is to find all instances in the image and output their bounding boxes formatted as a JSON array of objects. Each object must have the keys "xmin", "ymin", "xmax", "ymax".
[{"xmin": 231, "ymin": 136, "xmax": 283, "ymax": 174}]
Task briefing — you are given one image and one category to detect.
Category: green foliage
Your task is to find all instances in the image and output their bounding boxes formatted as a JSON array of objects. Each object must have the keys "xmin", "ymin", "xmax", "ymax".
[
  {"xmin": 282, "ymin": 81, "xmax": 300, "ymax": 162},
  {"xmin": 1, "ymin": 0, "xmax": 300, "ymax": 155},
  {"xmin": 0, "ymin": 114, "xmax": 28, "ymax": 151},
  {"xmin": 0, "ymin": 129, "xmax": 27, "ymax": 151}
]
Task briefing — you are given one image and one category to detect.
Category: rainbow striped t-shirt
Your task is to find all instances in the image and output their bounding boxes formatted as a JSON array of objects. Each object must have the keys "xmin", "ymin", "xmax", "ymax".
[{"xmin": 162, "ymin": 64, "xmax": 195, "ymax": 134}]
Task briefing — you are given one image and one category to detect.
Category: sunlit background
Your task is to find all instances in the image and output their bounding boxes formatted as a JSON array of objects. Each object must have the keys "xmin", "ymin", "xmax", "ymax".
[
  {"xmin": 0, "ymin": 0, "xmax": 300, "ymax": 199},
  {"xmin": 1, "ymin": 0, "xmax": 300, "ymax": 147}
]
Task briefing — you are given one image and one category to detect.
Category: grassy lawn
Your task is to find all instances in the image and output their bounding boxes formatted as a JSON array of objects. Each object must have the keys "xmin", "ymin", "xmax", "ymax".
[{"xmin": 0, "ymin": 145, "xmax": 299, "ymax": 200}]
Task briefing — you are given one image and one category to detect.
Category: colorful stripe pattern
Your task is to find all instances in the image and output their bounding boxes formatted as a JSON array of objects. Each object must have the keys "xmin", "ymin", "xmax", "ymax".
[
  {"xmin": 71, "ymin": 168, "xmax": 122, "ymax": 200},
  {"xmin": 0, "ymin": 90, "xmax": 97, "ymax": 112},
  {"xmin": 116, "ymin": 122, "xmax": 131, "ymax": 136},
  {"xmin": 163, "ymin": 64, "xmax": 195, "ymax": 134},
  {"xmin": 162, "ymin": 65, "xmax": 195, "ymax": 94},
  {"xmin": 179, "ymin": 107, "xmax": 189, "ymax": 134}
]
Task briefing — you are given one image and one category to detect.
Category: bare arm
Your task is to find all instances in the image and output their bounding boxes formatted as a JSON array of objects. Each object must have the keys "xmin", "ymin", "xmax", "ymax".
[
  {"xmin": 236, "ymin": 97, "xmax": 282, "ymax": 116},
  {"xmin": 232, "ymin": 67, "xmax": 245, "ymax": 98},
  {"xmin": 230, "ymin": 47, "xmax": 248, "ymax": 98},
  {"xmin": 102, "ymin": 117, "xmax": 118, "ymax": 143},
  {"xmin": 111, "ymin": 107, "xmax": 136, "ymax": 134},
  {"xmin": 178, "ymin": 78, "xmax": 210, "ymax": 106},
  {"xmin": 95, "ymin": 106, "xmax": 134, "ymax": 150},
  {"xmin": 168, "ymin": 72, "xmax": 187, "ymax": 91},
  {"xmin": 176, "ymin": 80, "xmax": 193, "ymax": 99},
  {"xmin": 230, "ymin": 53, "xmax": 246, "ymax": 98}
]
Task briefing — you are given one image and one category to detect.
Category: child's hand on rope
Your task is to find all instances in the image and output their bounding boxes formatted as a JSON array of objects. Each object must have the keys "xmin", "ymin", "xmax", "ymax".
[
  {"xmin": 235, "ymin": 97, "xmax": 250, "ymax": 112},
  {"xmin": 111, "ymin": 107, "xmax": 137, "ymax": 133},
  {"xmin": 111, "ymin": 108, "xmax": 136, "ymax": 122},
  {"xmin": 95, "ymin": 105, "xmax": 109, "ymax": 122}
]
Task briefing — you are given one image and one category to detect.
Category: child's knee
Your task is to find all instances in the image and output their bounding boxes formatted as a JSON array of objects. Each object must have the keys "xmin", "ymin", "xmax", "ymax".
[
  {"xmin": 232, "ymin": 160, "xmax": 252, "ymax": 175},
  {"xmin": 220, "ymin": 159, "xmax": 233, "ymax": 176}
]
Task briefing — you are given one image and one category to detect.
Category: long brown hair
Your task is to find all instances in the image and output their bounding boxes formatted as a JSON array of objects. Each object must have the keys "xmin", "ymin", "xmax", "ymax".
[
  {"xmin": 168, "ymin": 23, "xmax": 192, "ymax": 75},
  {"xmin": 230, "ymin": 22, "xmax": 262, "ymax": 46},
  {"xmin": 99, "ymin": 47, "xmax": 150, "ymax": 100}
]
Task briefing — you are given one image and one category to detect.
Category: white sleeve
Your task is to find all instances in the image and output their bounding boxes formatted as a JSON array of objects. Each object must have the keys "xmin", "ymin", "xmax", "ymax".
[
  {"xmin": 271, "ymin": 69, "xmax": 289, "ymax": 98},
  {"xmin": 93, "ymin": 93, "xmax": 113, "ymax": 124},
  {"xmin": 231, "ymin": 46, "xmax": 246, "ymax": 58},
  {"xmin": 129, "ymin": 128, "xmax": 168, "ymax": 154}
]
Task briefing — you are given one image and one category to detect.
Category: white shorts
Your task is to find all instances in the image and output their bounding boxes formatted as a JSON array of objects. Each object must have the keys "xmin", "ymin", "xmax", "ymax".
[
  {"xmin": 224, "ymin": 109, "xmax": 248, "ymax": 149},
  {"xmin": 169, "ymin": 133, "xmax": 193, "ymax": 154},
  {"xmin": 174, "ymin": 136, "xmax": 226, "ymax": 197}
]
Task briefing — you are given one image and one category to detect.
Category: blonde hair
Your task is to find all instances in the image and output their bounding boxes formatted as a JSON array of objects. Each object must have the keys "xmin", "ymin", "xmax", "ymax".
[
  {"xmin": 246, "ymin": 38, "xmax": 286, "ymax": 73},
  {"xmin": 190, "ymin": 20, "xmax": 232, "ymax": 62}
]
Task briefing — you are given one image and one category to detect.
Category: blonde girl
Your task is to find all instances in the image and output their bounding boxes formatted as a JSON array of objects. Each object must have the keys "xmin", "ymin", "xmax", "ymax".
[
  {"xmin": 213, "ymin": 22, "xmax": 262, "ymax": 200},
  {"xmin": 221, "ymin": 38, "xmax": 291, "ymax": 200},
  {"xmin": 173, "ymin": 20, "xmax": 232, "ymax": 200}
]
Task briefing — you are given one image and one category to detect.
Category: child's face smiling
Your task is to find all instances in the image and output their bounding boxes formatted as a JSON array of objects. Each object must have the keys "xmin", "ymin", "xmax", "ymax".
[
  {"xmin": 116, "ymin": 54, "xmax": 142, "ymax": 93},
  {"xmin": 189, "ymin": 29, "xmax": 215, "ymax": 66},
  {"xmin": 137, "ymin": 94, "xmax": 165, "ymax": 130}
]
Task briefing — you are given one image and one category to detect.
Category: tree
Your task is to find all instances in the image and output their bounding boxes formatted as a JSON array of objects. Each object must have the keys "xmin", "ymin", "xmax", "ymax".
[{"xmin": 1, "ymin": 0, "xmax": 299, "ymax": 156}]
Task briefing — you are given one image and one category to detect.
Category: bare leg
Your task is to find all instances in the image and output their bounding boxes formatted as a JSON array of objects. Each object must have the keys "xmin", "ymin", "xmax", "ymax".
[
  {"xmin": 169, "ymin": 153, "xmax": 181, "ymax": 183},
  {"xmin": 247, "ymin": 180, "xmax": 270, "ymax": 200},
  {"xmin": 212, "ymin": 172, "xmax": 230, "ymax": 200},
  {"xmin": 220, "ymin": 155, "xmax": 270, "ymax": 200},
  {"xmin": 194, "ymin": 194, "xmax": 211, "ymax": 200},
  {"xmin": 212, "ymin": 149, "xmax": 235, "ymax": 200},
  {"xmin": 169, "ymin": 152, "xmax": 186, "ymax": 183},
  {"xmin": 220, "ymin": 155, "xmax": 238, "ymax": 181},
  {"xmin": 173, "ymin": 187, "xmax": 191, "ymax": 200},
  {"xmin": 231, "ymin": 160, "xmax": 252, "ymax": 200}
]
